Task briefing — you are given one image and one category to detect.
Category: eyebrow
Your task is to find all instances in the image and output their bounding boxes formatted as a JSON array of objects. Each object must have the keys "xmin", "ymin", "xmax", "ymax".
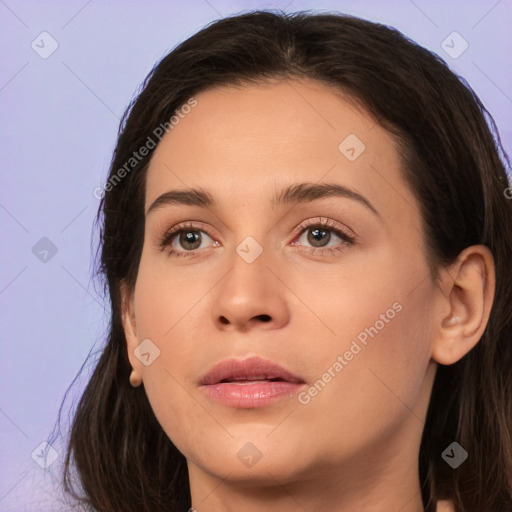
[{"xmin": 146, "ymin": 182, "xmax": 380, "ymax": 217}]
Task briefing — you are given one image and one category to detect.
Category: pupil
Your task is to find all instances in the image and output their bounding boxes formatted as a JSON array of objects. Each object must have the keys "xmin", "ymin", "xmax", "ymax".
[
  {"xmin": 308, "ymin": 228, "xmax": 330, "ymax": 247},
  {"xmin": 180, "ymin": 231, "xmax": 201, "ymax": 250}
]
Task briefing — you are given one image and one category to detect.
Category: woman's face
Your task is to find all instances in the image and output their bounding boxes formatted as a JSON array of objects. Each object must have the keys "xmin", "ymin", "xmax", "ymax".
[{"xmin": 123, "ymin": 79, "xmax": 441, "ymax": 494}]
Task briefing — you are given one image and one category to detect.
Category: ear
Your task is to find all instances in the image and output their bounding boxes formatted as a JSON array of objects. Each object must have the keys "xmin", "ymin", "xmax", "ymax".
[
  {"xmin": 120, "ymin": 280, "xmax": 142, "ymax": 373},
  {"xmin": 432, "ymin": 245, "xmax": 495, "ymax": 365}
]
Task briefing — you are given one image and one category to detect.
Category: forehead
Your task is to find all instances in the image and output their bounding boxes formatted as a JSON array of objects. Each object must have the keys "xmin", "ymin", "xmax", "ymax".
[{"xmin": 145, "ymin": 79, "xmax": 417, "ymax": 226}]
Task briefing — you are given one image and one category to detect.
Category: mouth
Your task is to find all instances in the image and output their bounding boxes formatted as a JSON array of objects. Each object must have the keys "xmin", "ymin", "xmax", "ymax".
[
  {"xmin": 199, "ymin": 356, "xmax": 306, "ymax": 408},
  {"xmin": 199, "ymin": 356, "xmax": 304, "ymax": 385},
  {"xmin": 218, "ymin": 377, "xmax": 291, "ymax": 383}
]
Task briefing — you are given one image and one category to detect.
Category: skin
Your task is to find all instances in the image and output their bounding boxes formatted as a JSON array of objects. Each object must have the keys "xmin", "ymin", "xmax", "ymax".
[{"xmin": 121, "ymin": 79, "xmax": 495, "ymax": 512}]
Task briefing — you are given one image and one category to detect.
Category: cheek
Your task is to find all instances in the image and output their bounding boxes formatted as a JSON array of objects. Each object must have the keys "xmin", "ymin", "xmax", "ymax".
[
  {"xmin": 132, "ymin": 247, "xmax": 214, "ymax": 341},
  {"xmin": 290, "ymin": 253, "xmax": 434, "ymax": 442},
  {"xmin": 129, "ymin": 255, "xmax": 221, "ymax": 453},
  {"xmin": 300, "ymin": 278, "xmax": 434, "ymax": 452}
]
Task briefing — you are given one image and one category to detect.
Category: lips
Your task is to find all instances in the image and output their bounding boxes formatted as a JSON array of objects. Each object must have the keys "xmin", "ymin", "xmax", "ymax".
[
  {"xmin": 199, "ymin": 356, "xmax": 306, "ymax": 408},
  {"xmin": 199, "ymin": 356, "xmax": 304, "ymax": 385}
]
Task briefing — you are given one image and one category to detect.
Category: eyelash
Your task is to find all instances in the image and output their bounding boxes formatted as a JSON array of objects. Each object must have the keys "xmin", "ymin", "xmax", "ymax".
[{"xmin": 159, "ymin": 217, "xmax": 356, "ymax": 259}]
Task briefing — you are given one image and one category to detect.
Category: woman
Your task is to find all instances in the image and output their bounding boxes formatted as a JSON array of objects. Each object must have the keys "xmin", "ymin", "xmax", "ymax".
[{"xmin": 60, "ymin": 10, "xmax": 512, "ymax": 512}]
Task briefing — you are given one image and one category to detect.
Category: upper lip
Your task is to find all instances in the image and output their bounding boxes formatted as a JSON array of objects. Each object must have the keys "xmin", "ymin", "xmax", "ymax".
[{"xmin": 199, "ymin": 356, "xmax": 305, "ymax": 385}]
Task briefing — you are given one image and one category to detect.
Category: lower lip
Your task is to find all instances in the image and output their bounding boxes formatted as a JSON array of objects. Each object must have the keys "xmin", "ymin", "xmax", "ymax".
[{"xmin": 201, "ymin": 381, "xmax": 305, "ymax": 408}]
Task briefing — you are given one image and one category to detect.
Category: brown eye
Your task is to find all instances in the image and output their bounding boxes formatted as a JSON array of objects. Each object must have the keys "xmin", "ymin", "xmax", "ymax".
[
  {"xmin": 290, "ymin": 217, "xmax": 356, "ymax": 256},
  {"xmin": 160, "ymin": 222, "xmax": 218, "ymax": 258},
  {"xmin": 177, "ymin": 230, "xmax": 202, "ymax": 250},
  {"xmin": 307, "ymin": 227, "xmax": 332, "ymax": 247}
]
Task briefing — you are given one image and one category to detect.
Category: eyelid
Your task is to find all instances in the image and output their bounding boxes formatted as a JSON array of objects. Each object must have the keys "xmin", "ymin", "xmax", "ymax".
[
  {"xmin": 159, "ymin": 216, "xmax": 356, "ymax": 257},
  {"xmin": 290, "ymin": 216, "xmax": 356, "ymax": 243},
  {"xmin": 159, "ymin": 220, "xmax": 214, "ymax": 245}
]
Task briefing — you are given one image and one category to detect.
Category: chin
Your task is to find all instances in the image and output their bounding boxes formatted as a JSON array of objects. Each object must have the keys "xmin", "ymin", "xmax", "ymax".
[{"xmin": 185, "ymin": 434, "xmax": 312, "ymax": 485}]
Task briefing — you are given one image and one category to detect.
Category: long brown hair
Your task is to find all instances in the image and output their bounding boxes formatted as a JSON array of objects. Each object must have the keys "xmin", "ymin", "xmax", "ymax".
[{"xmin": 56, "ymin": 10, "xmax": 512, "ymax": 511}]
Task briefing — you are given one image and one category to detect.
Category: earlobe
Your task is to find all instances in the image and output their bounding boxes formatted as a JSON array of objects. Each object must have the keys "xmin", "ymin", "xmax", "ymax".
[{"xmin": 432, "ymin": 245, "xmax": 495, "ymax": 366}]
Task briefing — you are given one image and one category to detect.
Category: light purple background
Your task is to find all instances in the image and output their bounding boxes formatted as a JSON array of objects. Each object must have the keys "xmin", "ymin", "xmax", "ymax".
[{"xmin": 1, "ymin": 0, "xmax": 511, "ymax": 509}]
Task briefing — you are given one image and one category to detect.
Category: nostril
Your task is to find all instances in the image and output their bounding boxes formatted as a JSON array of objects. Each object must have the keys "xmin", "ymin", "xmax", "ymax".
[{"xmin": 218, "ymin": 314, "xmax": 271, "ymax": 325}]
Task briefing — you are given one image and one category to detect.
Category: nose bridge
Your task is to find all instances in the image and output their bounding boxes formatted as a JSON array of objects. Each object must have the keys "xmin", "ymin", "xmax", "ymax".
[
  {"xmin": 223, "ymin": 232, "xmax": 271, "ymax": 302},
  {"xmin": 210, "ymin": 229, "xmax": 290, "ymax": 331},
  {"xmin": 220, "ymin": 198, "xmax": 273, "ymax": 271}
]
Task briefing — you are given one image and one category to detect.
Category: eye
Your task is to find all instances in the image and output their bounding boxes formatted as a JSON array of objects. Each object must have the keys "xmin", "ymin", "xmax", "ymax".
[
  {"xmin": 159, "ymin": 222, "xmax": 218, "ymax": 258},
  {"xmin": 160, "ymin": 217, "xmax": 355, "ymax": 259},
  {"xmin": 291, "ymin": 217, "xmax": 355, "ymax": 255}
]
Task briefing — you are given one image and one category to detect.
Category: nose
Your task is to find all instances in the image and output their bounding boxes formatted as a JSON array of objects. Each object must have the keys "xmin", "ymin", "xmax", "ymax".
[{"xmin": 211, "ymin": 245, "xmax": 290, "ymax": 332}]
